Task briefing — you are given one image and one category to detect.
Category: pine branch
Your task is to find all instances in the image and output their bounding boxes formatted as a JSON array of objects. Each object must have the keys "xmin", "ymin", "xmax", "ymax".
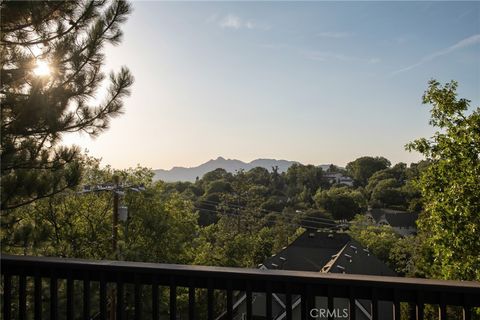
[
  {"xmin": 1, "ymin": 1, "xmax": 96, "ymax": 46},
  {"xmin": 1, "ymin": 185, "xmax": 70, "ymax": 211}
]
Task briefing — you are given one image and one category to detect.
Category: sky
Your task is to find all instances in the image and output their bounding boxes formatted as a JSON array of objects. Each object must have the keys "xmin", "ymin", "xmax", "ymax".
[{"xmin": 62, "ymin": 1, "xmax": 480, "ymax": 170}]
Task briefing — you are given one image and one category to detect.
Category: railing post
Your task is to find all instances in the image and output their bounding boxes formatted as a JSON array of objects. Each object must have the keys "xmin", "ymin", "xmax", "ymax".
[
  {"xmin": 100, "ymin": 273, "xmax": 107, "ymax": 320},
  {"xmin": 169, "ymin": 276, "xmax": 176, "ymax": 320},
  {"xmin": 266, "ymin": 282, "xmax": 273, "ymax": 320},
  {"xmin": 438, "ymin": 292, "xmax": 447, "ymax": 320},
  {"xmin": 34, "ymin": 273, "xmax": 42, "ymax": 320},
  {"xmin": 307, "ymin": 285, "xmax": 315, "ymax": 319},
  {"xmin": 463, "ymin": 294, "xmax": 472, "ymax": 320},
  {"xmin": 18, "ymin": 273, "xmax": 26, "ymax": 320},
  {"xmin": 3, "ymin": 274, "xmax": 12, "ymax": 320},
  {"xmin": 463, "ymin": 306, "xmax": 472, "ymax": 320},
  {"xmin": 117, "ymin": 278, "xmax": 124, "ymax": 320},
  {"xmin": 246, "ymin": 281, "xmax": 253, "ymax": 320},
  {"xmin": 301, "ymin": 286, "xmax": 308, "ymax": 320},
  {"xmin": 50, "ymin": 274, "xmax": 58, "ymax": 320},
  {"xmin": 349, "ymin": 287, "xmax": 356, "ymax": 320},
  {"xmin": 371, "ymin": 288, "xmax": 378, "ymax": 320},
  {"xmin": 416, "ymin": 292, "xmax": 424, "ymax": 320},
  {"xmin": 227, "ymin": 280, "xmax": 233, "ymax": 319},
  {"xmin": 83, "ymin": 274, "xmax": 91, "ymax": 320},
  {"xmin": 207, "ymin": 278, "xmax": 214, "ymax": 320},
  {"xmin": 327, "ymin": 286, "xmax": 334, "ymax": 320},
  {"xmin": 188, "ymin": 278, "xmax": 195, "ymax": 320},
  {"xmin": 151, "ymin": 275, "xmax": 158, "ymax": 320},
  {"xmin": 393, "ymin": 289, "xmax": 401, "ymax": 320},
  {"xmin": 135, "ymin": 274, "xmax": 143, "ymax": 320},
  {"xmin": 66, "ymin": 276, "xmax": 74, "ymax": 320},
  {"xmin": 285, "ymin": 283, "xmax": 292, "ymax": 320}
]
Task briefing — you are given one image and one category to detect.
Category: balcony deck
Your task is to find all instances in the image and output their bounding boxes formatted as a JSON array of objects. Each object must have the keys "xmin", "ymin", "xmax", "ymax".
[{"xmin": 2, "ymin": 254, "xmax": 480, "ymax": 319}]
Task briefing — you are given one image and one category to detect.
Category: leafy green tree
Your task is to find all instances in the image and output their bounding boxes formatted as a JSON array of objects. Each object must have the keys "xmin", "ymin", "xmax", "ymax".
[
  {"xmin": 205, "ymin": 179, "xmax": 233, "ymax": 195},
  {"xmin": 285, "ymin": 164, "xmax": 328, "ymax": 206},
  {"xmin": 246, "ymin": 167, "xmax": 271, "ymax": 187},
  {"xmin": 400, "ymin": 180, "xmax": 423, "ymax": 213},
  {"xmin": 123, "ymin": 183, "xmax": 199, "ymax": 264},
  {"xmin": 200, "ymin": 168, "xmax": 232, "ymax": 185},
  {"xmin": 370, "ymin": 178, "xmax": 405, "ymax": 208},
  {"xmin": 194, "ymin": 213, "xmax": 300, "ymax": 268},
  {"xmin": 406, "ymin": 80, "xmax": 480, "ymax": 281},
  {"xmin": 388, "ymin": 234, "xmax": 434, "ymax": 277},
  {"xmin": 365, "ymin": 170, "xmax": 395, "ymax": 197},
  {"xmin": 346, "ymin": 156, "xmax": 391, "ymax": 187},
  {"xmin": 1, "ymin": 1, "xmax": 133, "ymax": 210},
  {"xmin": 365, "ymin": 162, "xmax": 423, "ymax": 211},
  {"xmin": 270, "ymin": 165, "xmax": 286, "ymax": 194},
  {"xmin": 314, "ymin": 186, "xmax": 366, "ymax": 220},
  {"xmin": 349, "ymin": 215, "xmax": 401, "ymax": 267}
]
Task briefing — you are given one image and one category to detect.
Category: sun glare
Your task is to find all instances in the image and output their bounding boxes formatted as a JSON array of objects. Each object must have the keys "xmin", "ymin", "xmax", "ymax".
[{"xmin": 33, "ymin": 60, "xmax": 51, "ymax": 77}]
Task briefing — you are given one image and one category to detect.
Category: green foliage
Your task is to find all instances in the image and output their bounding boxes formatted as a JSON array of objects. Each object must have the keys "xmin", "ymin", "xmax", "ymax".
[
  {"xmin": 365, "ymin": 162, "xmax": 423, "ymax": 211},
  {"xmin": 201, "ymin": 168, "xmax": 232, "ymax": 184},
  {"xmin": 1, "ymin": 1, "xmax": 134, "ymax": 210},
  {"xmin": 284, "ymin": 164, "xmax": 328, "ymax": 206},
  {"xmin": 370, "ymin": 178, "xmax": 404, "ymax": 208},
  {"xmin": 314, "ymin": 186, "xmax": 366, "ymax": 220},
  {"xmin": 348, "ymin": 215, "xmax": 401, "ymax": 269},
  {"xmin": 205, "ymin": 179, "xmax": 233, "ymax": 195},
  {"xmin": 193, "ymin": 213, "xmax": 301, "ymax": 268},
  {"xmin": 1, "ymin": 160, "xmax": 197, "ymax": 266},
  {"xmin": 406, "ymin": 80, "xmax": 480, "ymax": 281},
  {"xmin": 246, "ymin": 167, "xmax": 271, "ymax": 186},
  {"xmin": 388, "ymin": 234, "xmax": 434, "ymax": 277},
  {"xmin": 123, "ymin": 183, "xmax": 199, "ymax": 264},
  {"xmin": 346, "ymin": 156, "xmax": 391, "ymax": 187}
]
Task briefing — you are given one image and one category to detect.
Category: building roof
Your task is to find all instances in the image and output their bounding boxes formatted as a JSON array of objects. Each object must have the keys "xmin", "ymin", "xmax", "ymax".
[
  {"xmin": 261, "ymin": 230, "xmax": 396, "ymax": 276},
  {"xmin": 322, "ymin": 238, "xmax": 397, "ymax": 276},
  {"xmin": 368, "ymin": 209, "xmax": 418, "ymax": 228},
  {"xmin": 384, "ymin": 213, "xmax": 418, "ymax": 228},
  {"xmin": 261, "ymin": 231, "xmax": 351, "ymax": 272},
  {"xmin": 217, "ymin": 230, "xmax": 396, "ymax": 320}
]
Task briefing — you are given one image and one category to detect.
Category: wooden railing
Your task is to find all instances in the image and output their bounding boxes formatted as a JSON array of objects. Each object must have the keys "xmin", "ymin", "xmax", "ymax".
[{"xmin": 1, "ymin": 254, "xmax": 479, "ymax": 319}]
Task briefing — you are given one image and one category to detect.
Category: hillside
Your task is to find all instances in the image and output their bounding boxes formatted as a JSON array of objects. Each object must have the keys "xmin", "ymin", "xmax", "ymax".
[{"xmin": 153, "ymin": 157, "xmax": 327, "ymax": 182}]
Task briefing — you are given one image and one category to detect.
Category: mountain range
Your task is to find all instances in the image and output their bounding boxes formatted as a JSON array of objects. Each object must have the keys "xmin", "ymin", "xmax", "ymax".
[{"xmin": 153, "ymin": 157, "xmax": 332, "ymax": 182}]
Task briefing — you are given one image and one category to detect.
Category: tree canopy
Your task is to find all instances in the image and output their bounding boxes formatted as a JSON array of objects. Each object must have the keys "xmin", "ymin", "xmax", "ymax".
[
  {"xmin": 1, "ymin": 0, "xmax": 133, "ymax": 210},
  {"xmin": 406, "ymin": 80, "xmax": 480, "ymax": 281},
  {"xmin": 314, "ymin": 186, "xmax": 366, "ymax": 220},
  {"xmin": 346, "ymin": 156, "xmax": 391, "ymax": 187}
]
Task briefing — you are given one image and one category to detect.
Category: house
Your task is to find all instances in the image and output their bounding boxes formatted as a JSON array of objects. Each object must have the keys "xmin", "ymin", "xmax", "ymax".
[
  {"xmin": 366, "ymin": 208, "xmax": 418, "ymax": 236},
  {"xmin": 217, "ymin": 231, "xmax": 396, "ymax": 320},
  {"xmin": 324, "ymin": 172, "xmax": 354, "ymax": 187}
]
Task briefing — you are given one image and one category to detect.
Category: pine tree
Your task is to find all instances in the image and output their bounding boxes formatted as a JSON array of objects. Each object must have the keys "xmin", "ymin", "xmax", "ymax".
[{"xmin": 1, "ymin": 1, "xmax": 134, "ymax": 210}]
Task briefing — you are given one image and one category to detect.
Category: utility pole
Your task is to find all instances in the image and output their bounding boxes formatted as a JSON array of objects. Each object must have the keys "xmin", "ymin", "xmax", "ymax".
[
  {"xmin": 112, "ymin": 175, "xmax": 119, "ymax": 258},
  {"xmin": 78, "ymin": 176, "xmax": 145, "ymax": 320},
  {"xmin": 110, "ymin": 175, "xmax": 120, "ymax": 320}
]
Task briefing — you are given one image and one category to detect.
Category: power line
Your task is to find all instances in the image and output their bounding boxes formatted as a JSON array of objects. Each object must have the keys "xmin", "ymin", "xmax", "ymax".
[
  {"xmin": 194, "ymin": 205, "xmax": 385, "ymax": 235},
  {"xmin": 195, "ymin": 199, "xmax": 342, "ymax": 225},
  {"xmin": 193, "ymin": 204, "xmax": 338, "ymax": 228},
  {"xmin": 196, "ymin": 198, "xmax": 337, "ymax": 222},
  {"xmin": 193, "ymin": 206, "xmax": 337, "ymax": 231},
  {"xmin": 194, "ymin": 203, "xmax": 338, "ymax": 228}
]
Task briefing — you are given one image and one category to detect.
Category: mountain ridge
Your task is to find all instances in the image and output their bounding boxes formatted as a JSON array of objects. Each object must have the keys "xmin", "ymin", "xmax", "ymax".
[{"xmin": 153, "ymin": 157, "xmax": 332, "ymax": 182}]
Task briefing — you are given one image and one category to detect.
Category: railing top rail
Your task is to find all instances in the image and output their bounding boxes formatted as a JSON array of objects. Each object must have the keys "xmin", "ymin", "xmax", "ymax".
[{"xmin": 2, "ymin": 254, "xmax": 479, "ymax": 293}]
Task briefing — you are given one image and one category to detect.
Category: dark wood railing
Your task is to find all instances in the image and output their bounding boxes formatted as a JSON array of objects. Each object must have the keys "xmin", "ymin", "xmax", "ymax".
[{"xmin": 1, "ymin": 254, "xmax": 479, "ymax": 320}]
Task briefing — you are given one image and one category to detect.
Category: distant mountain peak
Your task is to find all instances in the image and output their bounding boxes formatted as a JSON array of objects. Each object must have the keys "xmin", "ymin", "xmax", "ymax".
[{"xmin": 153, "ymin": 157, "xmax": 300, "ymax": 182}]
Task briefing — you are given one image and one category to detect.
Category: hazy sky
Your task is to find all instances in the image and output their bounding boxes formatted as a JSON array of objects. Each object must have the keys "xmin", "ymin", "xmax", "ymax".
[{"xmin": 63, "ymin": 1, "xmax": 480, "ymax": 169}]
